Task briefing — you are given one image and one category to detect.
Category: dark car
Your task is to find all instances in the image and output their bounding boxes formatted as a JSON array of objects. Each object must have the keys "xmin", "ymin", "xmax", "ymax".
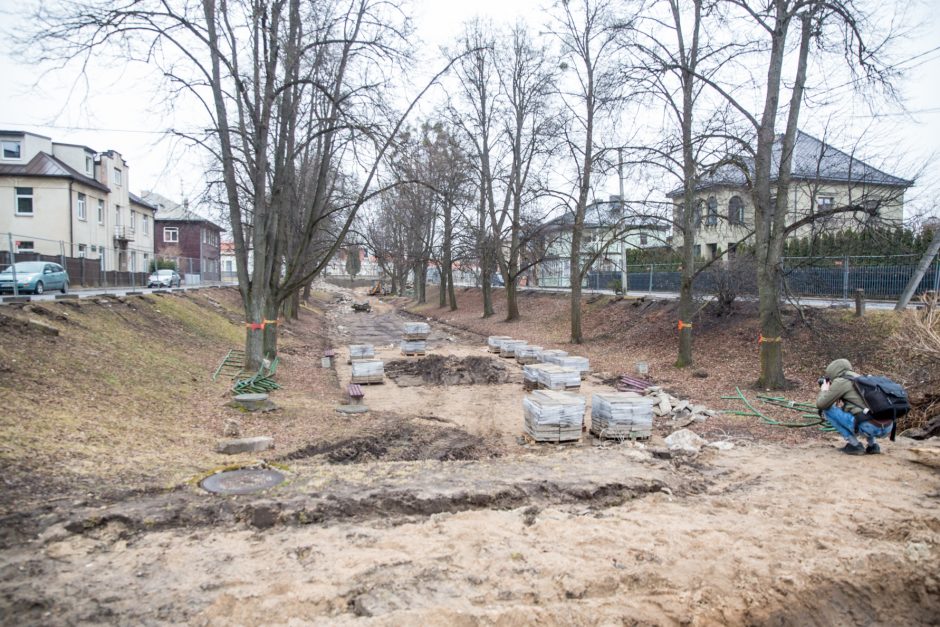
[
  {"xmin": 147, "ymin": 269, "xmax": 182, "ymax": 288},
  {"xmin": 0, "ymin": 261, "xmax": 69, "ymax": 295}
]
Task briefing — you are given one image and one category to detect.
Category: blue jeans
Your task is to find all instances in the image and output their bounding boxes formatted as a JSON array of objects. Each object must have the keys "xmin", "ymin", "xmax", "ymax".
[{"xmin": 824, "ymin": 406, "xmax": 892, "ymax": 444}]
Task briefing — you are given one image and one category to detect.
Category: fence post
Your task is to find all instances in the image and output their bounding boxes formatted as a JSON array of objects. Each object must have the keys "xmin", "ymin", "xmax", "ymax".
[
  {"xmin": 648, "ymin": 265, "xmax": 653, "ymax": 294},
  {"xmin": 102, "ymin": 249, "xmax": 107, "ymax": 287},
  {"xmin": 855, "ymin": 289, "xmax": 865, "ymax": 317},
  {"xmin": 934, "ymin": 254, "xmax": 940, "ymax": 294},
  {"xmin": 842, "ymin": 255, "xmax": 849, "ymax": 301},
  {"xmin": 8, "ymin": 233, "xmax": 18, "ymax": 297},
  {"xmin": 59, "ymin": 240, "xmax": 66, "ymax": 269}
]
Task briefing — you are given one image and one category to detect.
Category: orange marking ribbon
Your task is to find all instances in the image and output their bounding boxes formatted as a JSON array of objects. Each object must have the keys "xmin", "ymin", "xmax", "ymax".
[
  {"xmin": 246, "ymin": 322, "xmax": 265, "ymax": 331},
  {"xmin": 758, "ymin": 335, "xmax": 782, "ymax": 344},
  {"xmin": 677, "ymin": 320, "xmax": 693, "ymax": 331},
  {"xmin": 263, "ymin": 319, "xmax": 279, "ymax": 327}
]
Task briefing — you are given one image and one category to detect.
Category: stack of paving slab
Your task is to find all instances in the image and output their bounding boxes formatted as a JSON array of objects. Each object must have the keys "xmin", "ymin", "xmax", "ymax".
[
  {"xmin": 487, "ymin": 336, "xmax": 513, "ymax": 354},
  {"xmin": 350, "ymin": 359, "xmax": 385, "ymax": 384},
  {"xmin": 515, "ymin": 345, "xmax": 543, "ymax": 365},
  {"xmin": 403, "ymin": 322, "xmax": 431, "ymax": 340},
  {"xmin": 540, "ymin": 349, "xmax": 569, "ymax": 365},
  {"xmin": 590, "ymin": 392, "xmax": 655, "ymax": 440},
  {"xmin": 523, "ymin": 390, "xmax": 586, "ymax": 443},
  {"xmin": 348, "ymin": 344, "xmax": 375, "ymax": 363},
  {"xmin": 401, "ymin": 322, "xmax": 430, "ymax": 355},
  {"xmin": 500, "ymin": 339, "xmax": 528, "ymax": 359},
  {"xmin": 400, "ymin": 339, "xmax": 427, "ymax": 355},
  {"xmin": 524, "ymin": 363, "xmax": 580, "ymax": 391},
  {"xmin": 555, "ymin": 355, "xmax": 591, "ymax": 378}
]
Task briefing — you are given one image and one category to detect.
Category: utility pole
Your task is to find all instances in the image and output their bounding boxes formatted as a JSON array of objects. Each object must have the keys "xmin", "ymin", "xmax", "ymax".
[{"xmin": 618, "ymin": 147, "xmax": 628, "ymax": 295}]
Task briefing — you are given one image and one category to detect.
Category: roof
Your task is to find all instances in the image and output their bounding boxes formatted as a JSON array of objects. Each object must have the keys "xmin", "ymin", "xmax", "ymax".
[
  {"xmin": 0, "ymin": 151, "xmax": 110, "ymax": 192},
  {"xmin": 129, "ymin": 192, "xmax": 158, "ymax": 212},
  {"xmin": 142, "ymin": 190, "xmax": 224, "ymax": 230},
  {"xmin": 667, "ymin": 130, "xmax": 913, "ymax": 198},
  {"xmin": 545, "ymin": 199, "xmax": 671, "ymax": 231},
  {"xmin": 0, "ymin": 130, "xmax": 53, "ymax": 140}
]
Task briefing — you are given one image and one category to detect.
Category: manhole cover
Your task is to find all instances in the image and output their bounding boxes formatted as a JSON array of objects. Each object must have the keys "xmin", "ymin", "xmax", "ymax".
[{"xmin": 201, "ymin": 468, "xmax": 285, "ymax": 495}]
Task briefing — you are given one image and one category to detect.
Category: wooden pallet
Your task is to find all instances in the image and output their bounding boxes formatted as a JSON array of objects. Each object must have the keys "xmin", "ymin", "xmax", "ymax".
[
  {"xmin": 400, "ymin": 351, "xmax": 427, "ymax": 357},
  {"xmin": 350, "ymin": 377, "xmax": 385, "ymax": 384}
]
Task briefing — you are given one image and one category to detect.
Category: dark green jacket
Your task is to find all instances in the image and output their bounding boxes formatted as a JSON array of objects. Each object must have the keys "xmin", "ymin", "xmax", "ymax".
[{"xmin": 816, "ymin": 358, "xmax": 868, "ymax": 415}]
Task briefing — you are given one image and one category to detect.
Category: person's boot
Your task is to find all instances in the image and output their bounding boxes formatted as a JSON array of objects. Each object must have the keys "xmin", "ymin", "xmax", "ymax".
[
  {"xmin": 841, "ymin": 442, "xmax": 865, "ymax": 455},
  {"xmin": 865, "ymin": 442, "xmax": 881, "ymax": 455}
]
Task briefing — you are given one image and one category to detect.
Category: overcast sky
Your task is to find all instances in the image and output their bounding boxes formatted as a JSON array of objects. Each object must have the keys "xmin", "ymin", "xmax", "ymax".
[{"xmin": 0, "ymin": 0, "xmax": 937, "ymax": 223}]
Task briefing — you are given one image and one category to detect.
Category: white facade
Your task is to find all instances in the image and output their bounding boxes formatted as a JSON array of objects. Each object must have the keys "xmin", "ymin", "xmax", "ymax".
[{"xmin": 0, "ymin": 130, "xmax": 155, "ymax": 271}]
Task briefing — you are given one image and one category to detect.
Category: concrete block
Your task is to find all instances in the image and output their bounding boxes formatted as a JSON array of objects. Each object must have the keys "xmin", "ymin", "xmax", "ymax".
[{"xmin": 217, "ymin": 436, "xmax": 274, "ymax": 455}]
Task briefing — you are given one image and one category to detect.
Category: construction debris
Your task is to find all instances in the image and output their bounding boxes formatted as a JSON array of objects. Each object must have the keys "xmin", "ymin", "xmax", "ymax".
[
  {"xmin": 523, "ymin": 390, "xmax": 585, "ymax": 443},
  {"xmin": 664, "ymin": 429, "xmax": 705, "ymax": 453},
  {"xmin": 590, "ymin": 393, "xmax": 655, "ymax": 440}
]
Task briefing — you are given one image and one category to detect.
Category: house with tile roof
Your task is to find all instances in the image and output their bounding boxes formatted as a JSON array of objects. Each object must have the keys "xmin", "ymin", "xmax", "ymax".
[
  {"xmin": 0, "ymin": 130, "xmax": 156, "ymax": 272},
  {"xmin": 141, "ymin": 191, "xmax": 224, "ymax": 282},
  {"xmin": 667, "ymin": 131, "xmax": 914, "ymax": 261}
]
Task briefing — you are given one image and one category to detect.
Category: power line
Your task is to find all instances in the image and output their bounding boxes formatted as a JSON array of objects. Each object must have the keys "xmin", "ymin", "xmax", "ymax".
[{"xmin": 0, "ymin": 121, "xmax": 196, "ymax": 135}]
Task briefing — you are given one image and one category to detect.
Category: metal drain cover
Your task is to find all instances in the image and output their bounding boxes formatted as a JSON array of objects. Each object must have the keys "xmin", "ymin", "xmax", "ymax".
[{"xmin": 201, "ymin": 468, "xmax": 285, "ymax": 495}]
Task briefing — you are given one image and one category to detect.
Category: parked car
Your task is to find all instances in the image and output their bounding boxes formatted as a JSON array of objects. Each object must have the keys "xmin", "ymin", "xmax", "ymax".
[
  {"xmin": 0, "ymin": 261, "xmax": 69, "ymax": 295},
  {"xmin": 147, "ymin": 269, "xmax": 182, "ymax": 288}
]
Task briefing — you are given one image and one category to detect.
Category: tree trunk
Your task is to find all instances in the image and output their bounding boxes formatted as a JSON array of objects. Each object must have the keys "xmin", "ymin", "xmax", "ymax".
[
  {"xmin": 506, "ymin": 278, "xmax": 519, "ymax": 321},
  {"xmin": 895, "ymin": 228, "xmax": 940, "ymax": 310},
  {"xmin": 438, "ymin": 264, "xmax": 447, "ymax": 308}
]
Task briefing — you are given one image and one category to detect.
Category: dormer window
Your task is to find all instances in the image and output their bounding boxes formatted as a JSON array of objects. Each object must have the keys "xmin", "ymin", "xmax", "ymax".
[
  {"xmin": 1, "ymin": 139, "xmax": 21, "ymax": 160},
  {"xmin": 85, "ymin": 155, "xmax": 93, "ymax": 174},
  {"xmin": 114, "ymin": 168, "xmax": 122, "ymax": 186}
]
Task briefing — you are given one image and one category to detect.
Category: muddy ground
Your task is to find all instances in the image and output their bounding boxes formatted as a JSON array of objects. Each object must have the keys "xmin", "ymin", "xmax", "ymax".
[{"xmin": 0, "ymin": 284, "xmax": 938, "ymax": 625}]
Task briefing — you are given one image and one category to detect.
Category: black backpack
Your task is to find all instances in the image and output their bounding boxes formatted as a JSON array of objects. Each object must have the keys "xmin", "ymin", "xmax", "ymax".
[{"xmin": 847, "ymin": 375, "xmax": 910, "ymax": 441}]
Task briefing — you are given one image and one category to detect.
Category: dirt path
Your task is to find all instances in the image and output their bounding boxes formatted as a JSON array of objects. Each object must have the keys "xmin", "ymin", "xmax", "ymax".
[{"xmin": 1, "ymin": 285, "xmax": 938, "ymax": 625}]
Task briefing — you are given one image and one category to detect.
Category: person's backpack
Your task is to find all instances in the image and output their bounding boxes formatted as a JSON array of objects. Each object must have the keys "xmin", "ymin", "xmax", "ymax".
[{"xmin": 847, "ymin": 375, "xmax": 910, "ymax": 441}]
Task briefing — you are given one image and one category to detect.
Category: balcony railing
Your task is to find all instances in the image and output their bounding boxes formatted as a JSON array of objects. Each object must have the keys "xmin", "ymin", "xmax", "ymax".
[{"xmin": 114, "ymin": 225, "xmax": 135, "ymax": 241}]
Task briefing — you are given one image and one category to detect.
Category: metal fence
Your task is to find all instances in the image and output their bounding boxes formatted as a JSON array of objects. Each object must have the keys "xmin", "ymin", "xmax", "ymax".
[
  {"xmin": 1, "ymin": 231, "xmax": 207, "ymax": 291},
  {"xmin": 532, "ymin": 254, "xmax": 940, "ymax": 300}
]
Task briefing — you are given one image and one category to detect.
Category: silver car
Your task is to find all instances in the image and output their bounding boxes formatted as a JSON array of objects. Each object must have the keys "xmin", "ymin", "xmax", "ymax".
[{"xmin": 147, "ymin": 269, "xmax": 182, "ymax": 288}]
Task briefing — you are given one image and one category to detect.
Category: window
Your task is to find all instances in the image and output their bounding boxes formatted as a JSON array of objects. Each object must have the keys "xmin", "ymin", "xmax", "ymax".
[
  {"xmin": 16, "ymin": 240, "xmax": 34, "ymax": 252},
  {"xmin": 77, "ymin": 193, "xmax": 87, "ymax": 221},
  {"xmin": 164, "ymin": 227, "xmax": 179, "ymax": 243},
  {"xmin": 130, "ymin": 210, "xmax": 137, "ymax": 232},
  {"xmin": 728, "ymin": 196, "xmax": 744, "ymax": 225},
  {"xmin": 1, "ymin": 139, "xmax": 21, "ymax": 160},
  {"xmin": 97, "ymin": 199, "xmax": 104, "ymax": 224},
  {"xmin": 85, "ymin": 155, "xmax": 93, "ymax": 174},
  {"xmin": 639, "ymin": 233, "xmax": 648, "ymax": 246},
  {"xmin": 15, "ymin": 187, "xmax": 33, "ymax": 215},
  {"xmin": 142, "ymin": 215, "xmax": 149, "ymax": 235},
  {"xmin": 114, "ymin": 168, "xmax": 122, "ymax": 186},
  {"xmin": 817, "ymin": 196, "xmax": 834, "ymax": 212},
  {"xmin": 707, "ymin": 243, "xmax": 718, "ymax": 259},
  {"xmin": 78, "ymin": 244, "xmax": 87, "ymax": 257},
  {"xmin": 115, "ymin": 204, "xmax": 121, "ymax": 225},
  {"xmin": 694, "ymin": 200, "xmax": 704, "ymax": 226},
  {"xmin": 728, "ymin": 243, "xmax": 738, "ymax": 259},
  {"xmin": 705, "ymin": 196, "xmax": 718, "ymax": 226},
  {"xmin": 693, "ymin": 244, "xmax": 701, "ymax": 258},
  {"xmin": 91, "ymin": 245, "xmax": 97, "ymax": 253}
]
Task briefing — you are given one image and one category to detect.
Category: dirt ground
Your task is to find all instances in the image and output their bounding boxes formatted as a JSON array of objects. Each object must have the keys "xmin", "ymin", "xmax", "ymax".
[{"xmin": 1, "ymin": 283, "xmax": 939, "ymax": 625}]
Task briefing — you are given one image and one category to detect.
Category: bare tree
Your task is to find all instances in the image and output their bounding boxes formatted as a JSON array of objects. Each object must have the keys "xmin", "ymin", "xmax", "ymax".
[
  {"xmin": 25, "ymin": 0, "xmax": 449, "ymax": 369},
  {"xmin": 548, "ymin": 0, "xmax": 638, "ymax": 343}
]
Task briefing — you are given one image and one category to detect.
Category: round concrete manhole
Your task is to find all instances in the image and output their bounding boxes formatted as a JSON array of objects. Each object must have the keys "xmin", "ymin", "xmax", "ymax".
[{"xmin": 200, "ymin": 468, "xmax": 285, "ymax": 495}]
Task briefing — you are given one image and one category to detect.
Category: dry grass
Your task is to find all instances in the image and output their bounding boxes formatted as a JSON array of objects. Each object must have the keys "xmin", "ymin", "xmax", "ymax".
[{"xmin": 0, "ymin": 288, "xmax": 341, "ymax": 516}]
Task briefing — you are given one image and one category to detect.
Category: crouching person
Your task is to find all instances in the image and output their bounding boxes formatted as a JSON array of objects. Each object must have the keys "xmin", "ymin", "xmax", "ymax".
[{"xmin": 816, "ymin": 358, "xmax": 893, "ymax": 455}]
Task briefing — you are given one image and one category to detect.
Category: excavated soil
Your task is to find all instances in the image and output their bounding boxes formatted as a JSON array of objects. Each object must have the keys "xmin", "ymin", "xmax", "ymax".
[
  {"xmin": 277, "ymin": 413, "xmax": 493, "ymax": 463},
  {"xmin": 385, "ymin": 354, "xmax": 514, "ymax": 386}
]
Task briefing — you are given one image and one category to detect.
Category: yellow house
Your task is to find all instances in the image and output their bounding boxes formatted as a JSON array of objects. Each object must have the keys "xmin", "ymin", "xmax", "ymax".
[
  {"xmin": 668, "ymin": 131, "xmax": 913, "ymax": 261},
  {"xmin": 0, "ymin": 130, "xmax": 156, "ymax": 272}
]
